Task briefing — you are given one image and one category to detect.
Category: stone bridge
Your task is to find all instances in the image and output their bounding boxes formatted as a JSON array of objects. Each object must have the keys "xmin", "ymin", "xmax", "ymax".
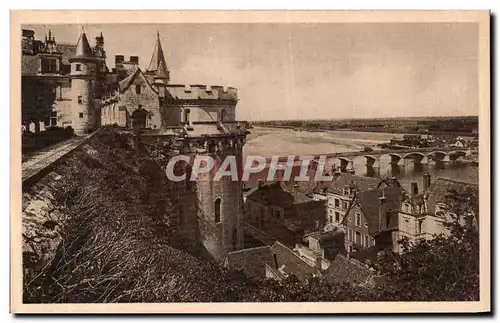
[{"xmin": 272, "ymin": 147, "xmax": 471, "ymax": 170}]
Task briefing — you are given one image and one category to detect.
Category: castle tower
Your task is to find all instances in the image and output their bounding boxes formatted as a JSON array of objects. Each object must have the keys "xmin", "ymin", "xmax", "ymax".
[
  {"xmin": 164, "ymin": 126, "xmax": 246, "ymax": 262},
  {"xmin": 68, "ymin": 32, "xmax": 98, "ymax": 135}
]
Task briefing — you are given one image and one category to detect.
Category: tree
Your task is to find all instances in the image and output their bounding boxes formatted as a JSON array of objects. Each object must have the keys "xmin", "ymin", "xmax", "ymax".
[{"xmin": 374, "ymin": 189, "xmax": 479, "ymax": 301}]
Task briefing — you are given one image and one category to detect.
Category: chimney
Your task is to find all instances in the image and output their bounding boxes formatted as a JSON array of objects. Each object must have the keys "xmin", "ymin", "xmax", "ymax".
[
  {"xmin": 378, "ymin": 190, "xmax": 387, "ymax": 232},
  {"xmin": 411, "ymin": 182, "xmax": 419, "ymax": 196},
  {"xmin": 423, "ymin": 173, "xmax": 431, "ymax": 191},
  {"xmin": 115, "ymin": 55, "xmax": 124, "ymax": 65},
  {"xmin": 129, "ymin": 56, "xmax": 139, "ymax": 65},
  {"xmin": 391, "ymin": 177, "xmax": 398, "ymax": 187}
]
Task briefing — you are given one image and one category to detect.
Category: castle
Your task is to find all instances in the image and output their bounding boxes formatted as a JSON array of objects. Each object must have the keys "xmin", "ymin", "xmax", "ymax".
[{"xmin": 21, "ymin": 29, "xmax": 247, "ymax": 261}]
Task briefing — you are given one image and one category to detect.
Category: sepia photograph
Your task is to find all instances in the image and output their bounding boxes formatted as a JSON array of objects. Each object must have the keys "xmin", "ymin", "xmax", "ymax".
[{"xmin": 11, "ymin": 10, "xmax": 490, "ymax": 313}]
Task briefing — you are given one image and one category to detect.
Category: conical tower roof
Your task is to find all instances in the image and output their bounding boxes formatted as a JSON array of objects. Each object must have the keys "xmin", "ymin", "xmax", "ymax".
[
  {"xmin": 74, "ymin": 32, "xmax": 94, "ymax": 58},
  {"xmin": 148, "ymin": 32, "xmax": 170, "ymax": 80}
]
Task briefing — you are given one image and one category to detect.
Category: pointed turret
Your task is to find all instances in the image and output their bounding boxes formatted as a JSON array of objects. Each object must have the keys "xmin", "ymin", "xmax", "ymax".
[
  {"xmin": 148, "ymin": 32, "xmax": 170, "ymax": 82},
  {"xmin": 69, "ymin": 31, "xmax": 98, "ymax": 135},
  {"xmin": 74, "ymin": 32, "xmax": 93, "ymax": 58}
]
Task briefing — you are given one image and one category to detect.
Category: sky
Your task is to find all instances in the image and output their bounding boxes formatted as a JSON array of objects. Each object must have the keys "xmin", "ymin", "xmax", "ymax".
[{"xmin": 24, "ymin": 23, "xmax": 479, "ymax": 121}]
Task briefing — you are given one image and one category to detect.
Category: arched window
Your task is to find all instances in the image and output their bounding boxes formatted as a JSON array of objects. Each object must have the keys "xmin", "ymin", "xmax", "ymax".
[{"xmin": 214, "ymin": 198, "xmax": 221, "ymax": 223}]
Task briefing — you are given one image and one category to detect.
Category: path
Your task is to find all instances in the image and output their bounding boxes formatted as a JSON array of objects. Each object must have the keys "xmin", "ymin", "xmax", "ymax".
[{"xmin": 22, "ymin": 134, "xmax": 93, "ymax": 182}]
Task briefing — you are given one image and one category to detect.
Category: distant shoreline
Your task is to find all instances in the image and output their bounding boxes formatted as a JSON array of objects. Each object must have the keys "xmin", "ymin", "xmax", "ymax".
[{"xmin": 252, "ymin": 124, "xmax": 478, "ymax": 139}]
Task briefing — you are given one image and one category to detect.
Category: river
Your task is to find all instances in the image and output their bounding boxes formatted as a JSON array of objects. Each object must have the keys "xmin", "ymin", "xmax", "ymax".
[{"xmin": 244, "ymin": 127, "xmax": 478, "ymax": 190}]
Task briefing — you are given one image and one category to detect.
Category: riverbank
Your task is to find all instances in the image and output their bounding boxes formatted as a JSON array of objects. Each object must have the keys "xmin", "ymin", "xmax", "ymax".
[
  {"xmin": 244, "ymin": 126, "xmax": 403, "ymax": 157},
  {"xmin": 254, "ymin": 124, "xmax": 478, "ymax": 139}
]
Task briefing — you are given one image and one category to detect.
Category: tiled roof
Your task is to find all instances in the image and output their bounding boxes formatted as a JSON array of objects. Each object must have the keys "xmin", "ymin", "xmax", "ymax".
[
  {"xmin": 323, "ymin": 254, "xmax": 373, "ymax": 286},
  {"xmin": 326, "ymin": 174, "xmax": 380, "ymax": 195},
  {"xmin": 270, "ymin": 241, "xmax": 317, "ymax": 281},
  {"xmin": 426, "ymin": 177, "xmax": 479, "ymax": 215},
  {"xmin": 225, "ymin": 246, "xmax": 274, "ymax": 280}
]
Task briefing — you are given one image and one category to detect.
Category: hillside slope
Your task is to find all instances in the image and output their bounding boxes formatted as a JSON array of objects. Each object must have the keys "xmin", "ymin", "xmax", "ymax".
[{"xmin": 22, "ymin": 127, "xmax": 262, "ymax": 303}]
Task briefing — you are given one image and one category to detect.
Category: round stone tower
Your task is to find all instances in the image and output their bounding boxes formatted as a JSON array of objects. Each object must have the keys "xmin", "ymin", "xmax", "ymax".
[{"xmin": 69, "ymin": 32, "xmax": 97, "ymax": 135}]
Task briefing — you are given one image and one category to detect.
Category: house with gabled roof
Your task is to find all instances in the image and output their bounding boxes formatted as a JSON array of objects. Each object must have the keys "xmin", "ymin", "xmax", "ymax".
[
  {"xmin": 341, "ymin": 186, "xmax": 403, "ymax": 253},
  {"xmin": 321, "ymin": 174, "xmax": 389, "ymax": 232},
  {"xmin": 397, "ymin": 176, "xmax": 479, "ymax": 253}
]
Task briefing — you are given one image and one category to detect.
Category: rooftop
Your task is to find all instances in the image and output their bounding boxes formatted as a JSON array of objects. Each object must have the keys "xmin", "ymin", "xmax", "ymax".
[
  {"xmin": 426, "ymin": 177, "xmax": 479, "ymax": 215},
  {"xmin": 224, "ymin": 246, "xmax": 275, "ymax": 280},
  {"xmin": 323, "ymin": 254, "xmax": 373, "ymax": 286},
  {"xmin": 326, "ymin": 174, "xmax": 381, "ymax": 195},
  {"xmin": 344, "ymin": 186, "xmax": 403, "ymax": 234},
  {"xmin": 270, "ymin": 241, "xmax": 317, "ymax": 281}
]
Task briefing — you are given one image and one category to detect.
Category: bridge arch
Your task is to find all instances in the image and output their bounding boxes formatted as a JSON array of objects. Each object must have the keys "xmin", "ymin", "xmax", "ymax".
[
  {"xmin": 388, "ymin": 153, "xmax": 403, "ymax": 165},
  {"xmin": 448, "ymin": 150, "xmax": 467, "ymax": 161},
  {"xmin": 337, "ymin": 157, "xmax": 353, "ymax": 171},
  {"xmin": 427, "ymin": 151, "xmax": 447, "ymax": 161},
  {"xmin": 364, "ymin": 155, "xmax": 380, "ymax": 168},
  {"xmin": 403, "ymin": 152, "xmax": 426, "ymax": 164}
]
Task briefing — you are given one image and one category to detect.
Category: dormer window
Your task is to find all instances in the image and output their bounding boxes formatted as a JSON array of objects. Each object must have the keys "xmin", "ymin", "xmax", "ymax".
[{"xmin": 343, "ymin": 187, "xmax": 349, "ymax": 196}]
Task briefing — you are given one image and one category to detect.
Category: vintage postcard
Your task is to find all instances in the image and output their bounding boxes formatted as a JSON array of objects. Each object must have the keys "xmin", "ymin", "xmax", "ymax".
[{"xmin": 11, "ymin": 10, "xmax": 490, "ymax": 313}]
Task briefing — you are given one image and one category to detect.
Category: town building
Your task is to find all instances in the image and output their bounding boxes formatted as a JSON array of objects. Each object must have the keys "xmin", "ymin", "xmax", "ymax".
[
  {"xmin": 397, "ymin": 176, "xmax": 479, "ymax": 253},
  {"xmin": 341, "ymin": 185, "xmax": 403, "ymax": 253},
  {"xmin": 224, "ymin": 239, "xmax": 379, "ymax": 288},
  {"xmin": 303, "ymin": 229, "xmax": 345, "ymax": 261},
  {"xmin": 244, "ymin": 181, "xmax": 327, "ymax": 247},
  {"xmin": 321, "ymin": 174, "xmax": 385, "ymax": 231}
]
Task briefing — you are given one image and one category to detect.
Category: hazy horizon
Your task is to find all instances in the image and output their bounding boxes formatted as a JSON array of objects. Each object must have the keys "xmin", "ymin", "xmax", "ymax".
[{"xmin": 24, "ymin": 23, "xmax": 480, "ymax": 121}]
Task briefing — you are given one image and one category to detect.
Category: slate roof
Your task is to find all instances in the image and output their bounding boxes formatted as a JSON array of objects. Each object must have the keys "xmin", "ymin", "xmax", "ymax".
[
  {"xmin": 56, "ymin": 43, "xmax": 77, "ymax": 65},
  {"xmin": 147, "ymin": 32, "xmax": 169, "ymax": 77},
  {"xmin": 21, "ymin": 55, "xmax": 39, "ymax": 75},
  {"xmin": 270, "ymin": 241, "xmax": 317, "ymax": 281},
  {"xmin": 22, "ymin": 42, "xmax": 76, "ymax": 76},
  {"xmin": 246, "ymin": 182, "xmax": 296, "ymax": 208},
  {"xmin": 118, "ymin": 66, "xmax": 140, "ymax": 92},
  {"xmin": 323, "ymin": 254, "xmax": 373, "ymax": 286},
  {"xmin": 74, "ymin": 33, "xmax": 93, "ymax": 58},
  {"xmin": 117, "ymin": 67, "xmax": 158, "ymax": 96},
  {"xmin": 308, "ymin": 229, "xmax": 344, "ymax": 246},
  {"xmin": 344, "ymin": 186, "xmax": 403, "ymax": 234},
  {"xmin": 425, "ymin": 177, "xmax": 479, "ymax": 215},
  {"xmin": 326, "ymin": 174, "xmax": 380, "ymax": 195},
  {"xmin": 224, "ymin": 246, "xmax": 275, "ymax": 280}
]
